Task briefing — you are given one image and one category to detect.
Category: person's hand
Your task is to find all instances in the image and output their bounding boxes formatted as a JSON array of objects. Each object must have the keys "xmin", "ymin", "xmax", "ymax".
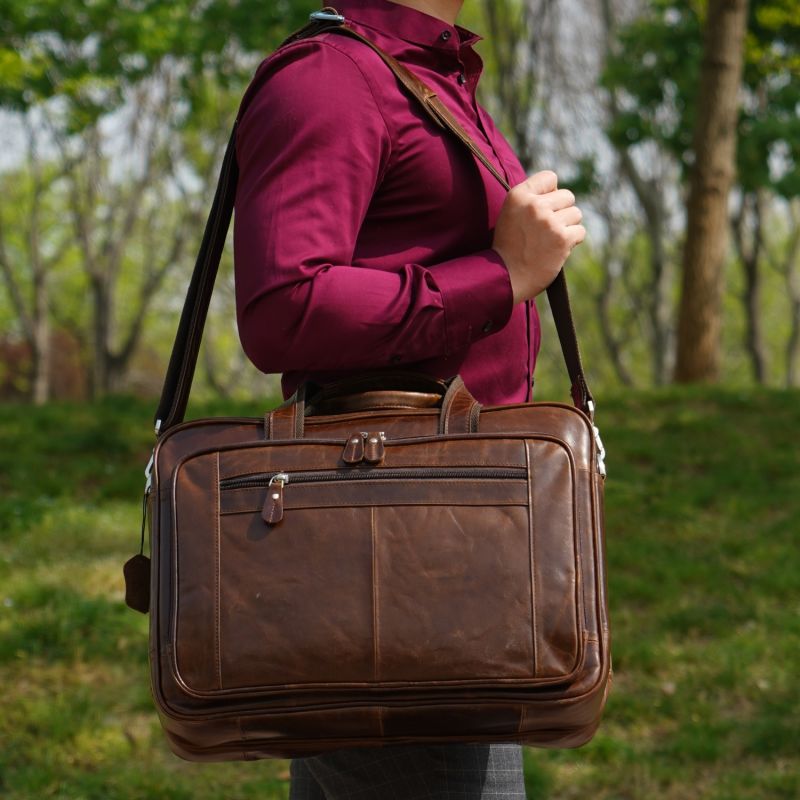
[{"xmin": 491, "ymin": 170, "xmax": 586, "ymax": 304}]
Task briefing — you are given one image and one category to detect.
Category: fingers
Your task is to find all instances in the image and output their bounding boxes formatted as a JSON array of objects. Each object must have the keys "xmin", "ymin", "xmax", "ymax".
[
  {"xmin": 542, "ymin": 188, "xmax": 578, "ymax": 212},
  {"xmin": 566, "ymin": 224, "xmax": 587, "ymax": 248},
  {"xmin": 523, "ymin": 170, "xmax": 558, "ymax": 195},
  {"xmin": 553, "ymin": 204, "xmax": 583, "ymax": 226},
  {"xmin": 518, "ymin": 174, "xmax": 576, "ymax": 213},
  {"xmin": 511, "ymin": 171, "xmax": 587, "ymax": 251}
]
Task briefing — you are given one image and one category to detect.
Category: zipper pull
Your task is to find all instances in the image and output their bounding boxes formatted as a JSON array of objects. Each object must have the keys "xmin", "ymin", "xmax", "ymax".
[
  {"xmin": 364, "ymin": 431, "xmax": 386, "ymax": 464},
  {"xmin": 262, "ymin": 472, "xmax": 289, "ymax": 525},
  {"xmin": 342, "ymin": 432, "xmax": 367, "ymax": 464}
]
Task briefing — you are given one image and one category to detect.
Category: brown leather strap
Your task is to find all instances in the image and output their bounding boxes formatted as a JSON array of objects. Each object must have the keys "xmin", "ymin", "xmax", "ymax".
[
  {"xmin": 153, "ymin": 13, "xmax": 593, "ymax": 434},
  {"xmin": 306, "ymin": 370, "xmax": 451, "ymax": 401},
  {"xmin": 267, "ymin": 384, "xmax": 307, "ymax": 439},
  {"xmin": 438, "ymin": 376, "xmax": 481, "ymax": 435},
  {"xmin": 319, "ymin": 26, "xmax": 510, "ymax": 190},
  {"xmin": 308, "ymin": 390, "xmax": 444, "ymax": 415},
  {"xmin": 319, "ymin": 23, "xmax": 592, "ymax": 416},
  {"xmin": 305, "ymin": 370, "xmax": 448, "ymax": 416},
  {"xmin": 154, "ymin": 124, "xmax": 238, "ymax": 434},
  {"xmin": 266, "ymin": 373, "xmax": 479, "ymax": 438}
]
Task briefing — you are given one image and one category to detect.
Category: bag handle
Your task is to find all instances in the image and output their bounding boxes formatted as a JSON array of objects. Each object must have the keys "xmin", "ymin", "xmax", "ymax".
[
  {"xmin": 153, "ymin": 13, "xmax": 594, "ymax": 435},
  {"xmin": 267, "ymin": 372, "xmax": 481, "ymax": 438}
]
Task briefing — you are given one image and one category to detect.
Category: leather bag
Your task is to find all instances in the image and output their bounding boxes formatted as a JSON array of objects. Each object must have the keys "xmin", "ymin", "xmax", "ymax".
[{"xmin": 124, "ymin": 11, "xmax": 611, "ymax": 761}]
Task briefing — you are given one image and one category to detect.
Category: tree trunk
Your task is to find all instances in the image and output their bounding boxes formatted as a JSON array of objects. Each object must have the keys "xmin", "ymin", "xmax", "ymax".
[
  {"xmin": 0, "ymin": 121, "xmax": 57, "ymax": 404},
  {"xmin": 645, "ymin": 198, "xmax": 673, "ymax": 385},
  {"xmin": 674, "ymin": 0, "xmax": 749, "ymax": 382},
  {"xmin": 595, "ymin": 198, "xmax": 635, "ymax": 387},
  {"xmin": 30, "ymin": 272, "xmax": 51, "ymax": 405},
  {"xmin": 787, "ymin": 269, "xmax": 800, "ymax": 387},
  {"xmin": 480, "ymin": 0, "xmax": 556, "ymax": 172},
  {"xmin": 596, "ymin": 264, "xmax": 634, "ymax": 387},
  {"xmin": 732, "ymin": 190, "xmax": 769, "ymax": 383},
  {"xmin": 28, "ymin": 163, "xmax": 52, "ymax": 404},
  {"xmin": 90, "ymin": 274, "xmax": 112, "ymax": 398},
  {"xmin": 600, "ymin": 0, "xmax": 675, "ymax": 386},
  {"xmin": 784, "ymin": 201, "xmax": 800, "ymax": 387},
  {"xmin": 743, "ymin": 253, "xmax": 766, "ymax": 384}
]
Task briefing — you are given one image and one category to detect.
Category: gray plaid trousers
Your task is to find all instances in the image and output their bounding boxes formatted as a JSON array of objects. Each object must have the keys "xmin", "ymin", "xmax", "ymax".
[{"xmin": 289, "ymin": 743, "xmax": 527, "ymax": 800}]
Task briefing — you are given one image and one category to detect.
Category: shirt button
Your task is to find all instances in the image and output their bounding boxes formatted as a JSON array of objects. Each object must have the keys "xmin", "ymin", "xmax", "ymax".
[
  {"xmin": 440, "ymin": 30, "xmax": 452, "ymax": 41},
  {"xmin": 482, "ymin": 320, "xmax": 494, "ymax": 333}
]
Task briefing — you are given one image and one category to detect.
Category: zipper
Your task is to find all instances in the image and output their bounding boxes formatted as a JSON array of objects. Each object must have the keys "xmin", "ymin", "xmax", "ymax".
[
  {"xmin": 221, "ymin": 466, "xmax": 527, "ymax": 492},
  {"xmin": 221, "ymin": 465, "xmax": 528, "ymax": 526}
]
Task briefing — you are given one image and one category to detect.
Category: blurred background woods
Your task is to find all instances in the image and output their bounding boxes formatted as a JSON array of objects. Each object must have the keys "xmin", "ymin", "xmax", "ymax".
[
  {"xmin": 1, "ymin": 0, "xmax": 798, "ymax": 404},
  {"xmin": 1, "ymin": 4, "xmax": 799, "ymax": 800}
]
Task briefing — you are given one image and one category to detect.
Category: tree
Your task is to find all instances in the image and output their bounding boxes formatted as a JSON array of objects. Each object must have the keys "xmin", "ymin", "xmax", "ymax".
[
  {"xmin": 0, "ymin": 0, "xmax": 314, "ymax": 397},
  {"xmin": 674, "ymin": 0, "xmax": 750, "ymax": 382},
  {"xmin": 466, "ymin": 0, "xmax": 561, "ymax": 172},
  {"xmin": 599, "ymin": 0, "xmax": 683, "ymax": 386},
  {"xmin": 601, "ymin": 0, "xmax": 798, "ymax": 385},
  {"xmin": 0, "ymin": 123, "xmax": 71, "ymax": 403},
  {"xmin": 53, "ymin": 71, "xmax": 231, "ymax": 395}
]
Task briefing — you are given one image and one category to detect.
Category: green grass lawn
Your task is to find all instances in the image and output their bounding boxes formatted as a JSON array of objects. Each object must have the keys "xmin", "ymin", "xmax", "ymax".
[{"xmin": 0, "ymin": 388, "xmax": 798, "ymax": 799}]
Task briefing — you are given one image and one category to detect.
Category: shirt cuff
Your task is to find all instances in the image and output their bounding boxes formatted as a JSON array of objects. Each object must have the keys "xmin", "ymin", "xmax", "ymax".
[{"xmin": 432, "ymin": 248, "xmax": 515, "ymax": 355}]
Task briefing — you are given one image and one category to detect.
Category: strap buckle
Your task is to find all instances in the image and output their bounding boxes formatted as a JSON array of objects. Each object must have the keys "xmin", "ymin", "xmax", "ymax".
[
  {"xmin": 310, "ymin": 9, "xmax": 345, "ymax": 23},
  {"xmin": 144, "ymin": 451, "xmax": 155, "ymax": 494},
  {"xmin": 586, "ymin": 400, "xmax": 607, "ymax": 478},
  {"xmin": 593, "ymin": 424, "xmax": 607, "ymax": 478}
]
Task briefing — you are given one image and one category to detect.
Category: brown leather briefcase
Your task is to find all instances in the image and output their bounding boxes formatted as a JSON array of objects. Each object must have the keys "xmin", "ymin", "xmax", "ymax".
[{"xmin": 123, "ymin": 12, "xmax": 611, "ymax": 761}]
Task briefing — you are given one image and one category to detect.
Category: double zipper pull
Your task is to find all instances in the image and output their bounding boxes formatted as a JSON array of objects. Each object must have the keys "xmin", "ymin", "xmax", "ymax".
[
  {"xmin": 262, "ymin": 473, "xmax": 288, "ymax": 525},
  {"xmin": 342, "ymin": 432, "xmax": 366, "ymax": 464},
  {"xmin": 364, "ymin": 432, "xmax": 386, "ymax": 464},
  {"xmin": 342, "ymin": 431, "xmax": 385, "ymax": 464}
]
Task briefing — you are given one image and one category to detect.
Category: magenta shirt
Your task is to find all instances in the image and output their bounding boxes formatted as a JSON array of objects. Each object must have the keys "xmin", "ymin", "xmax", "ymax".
[{"xmin": 233, "ymin": 0, "xmax": 541, "ymax": 406}]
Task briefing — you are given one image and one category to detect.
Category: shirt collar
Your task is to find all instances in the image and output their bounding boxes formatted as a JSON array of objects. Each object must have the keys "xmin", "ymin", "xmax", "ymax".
[{"xmin": 334, "ymin": 0, "xmax": 482, "ymax": 52}]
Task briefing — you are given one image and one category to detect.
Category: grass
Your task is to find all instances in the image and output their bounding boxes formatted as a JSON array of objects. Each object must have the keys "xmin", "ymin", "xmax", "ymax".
[{"xmin": 1, "ymin": 387, "xmax": 798, "ymax": 799}]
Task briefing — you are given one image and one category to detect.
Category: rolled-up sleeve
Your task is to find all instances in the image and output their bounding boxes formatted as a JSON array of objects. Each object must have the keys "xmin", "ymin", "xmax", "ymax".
[{"xmin": 233, "ymin": 39, "xmax": 514, "ymax": 374}]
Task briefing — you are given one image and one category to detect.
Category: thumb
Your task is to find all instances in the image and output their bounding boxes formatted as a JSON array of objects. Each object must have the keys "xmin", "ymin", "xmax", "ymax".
[{"xmin": 523, "ymin": 170, "xmax": 558, "ymax": 195}]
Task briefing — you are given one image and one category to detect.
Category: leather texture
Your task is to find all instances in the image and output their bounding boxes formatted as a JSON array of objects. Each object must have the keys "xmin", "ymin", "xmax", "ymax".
[
  {"xmin": 138, "ymin": 11, "xmax": 611, "ymax": 762},
  {"xmin": 146, "ymin": 375, "xmax": 611, "ymax": 761}
]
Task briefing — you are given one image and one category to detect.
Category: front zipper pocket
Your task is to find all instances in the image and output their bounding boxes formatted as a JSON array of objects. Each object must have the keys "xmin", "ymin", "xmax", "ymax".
[
  {"xmin": 220, "ymin": 466, "xmax": 527, "ymax": 490},
  {"xmin": 171, "ymin": 436, "xmax": 585, "ymax": 695},
  {"xmin": 220, "ymin": 466, "xmax": 529, "ymax": 525}
]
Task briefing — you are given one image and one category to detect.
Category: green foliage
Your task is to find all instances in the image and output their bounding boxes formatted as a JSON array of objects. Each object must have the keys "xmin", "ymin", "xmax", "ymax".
[
  {"xmin": 0, "ymin": 0, "xmax": 322, "ymax": 402},
  {"xmin": 1, "ymin": 389, "xmax": 798, "ymax": 798},
  {"xmin": 602, "ymin": 0, "xmax": 800, "ymax": 197},
  {"xmin": 1, "ymin": 0, "xmax": 798, "ymax": 403},
  {"xmin": 0, "ymin": 0, "xmax": 316, "ymax": 126},
  {"xmin": 530, "ymin": 213, "xmax": 800, "ymax": 394}
]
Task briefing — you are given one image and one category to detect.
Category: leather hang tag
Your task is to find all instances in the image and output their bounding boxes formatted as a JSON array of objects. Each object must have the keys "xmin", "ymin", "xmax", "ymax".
[{"xmin": 124, "ymin": 554, "xmax": 151, "ymax": 614}]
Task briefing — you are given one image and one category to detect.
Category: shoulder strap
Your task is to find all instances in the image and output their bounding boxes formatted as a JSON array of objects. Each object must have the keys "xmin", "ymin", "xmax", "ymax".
[{"xmin": 153, "ymin": 16, "xmax": 594, "ymax": 434}]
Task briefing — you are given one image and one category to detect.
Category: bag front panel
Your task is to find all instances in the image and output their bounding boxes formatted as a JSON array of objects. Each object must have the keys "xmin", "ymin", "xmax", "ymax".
[
  {"xmin": 218, "ymin": 504, "xmax": 376, "ymax": 688},
  {"xmin": 165, "ymin": 433, "xmax": 587, "ymax": 700},
  {"xmin": 371, "ymin": 502, "xmax": 533, "ymax": 682}
]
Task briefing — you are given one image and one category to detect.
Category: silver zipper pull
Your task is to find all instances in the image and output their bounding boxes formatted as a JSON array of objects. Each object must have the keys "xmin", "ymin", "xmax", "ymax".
[
  {"xmin": 262, "ymin": 473, "xmax": 289, "ymax": 525},
  {"xmin": 309, "ymin": 9, "xmax": 345, "ymax": 23}
]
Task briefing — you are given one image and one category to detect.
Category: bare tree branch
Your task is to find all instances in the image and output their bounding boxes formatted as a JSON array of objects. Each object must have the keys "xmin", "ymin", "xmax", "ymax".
[{"xmin": 0, "ymin": 209, "xmax": 35, "ymax": 340}]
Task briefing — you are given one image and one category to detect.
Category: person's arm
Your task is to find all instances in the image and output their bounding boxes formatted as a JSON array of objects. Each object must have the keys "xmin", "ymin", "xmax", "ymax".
[{"xmin": 233, "ymin": 40, "xmax": 514, "ymax": 374}]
